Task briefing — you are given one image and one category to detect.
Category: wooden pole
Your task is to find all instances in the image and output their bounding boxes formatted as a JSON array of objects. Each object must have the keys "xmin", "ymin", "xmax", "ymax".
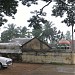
[{"xmin": 71, "ymin": 24, "xmax": 74, "ymax": 64}]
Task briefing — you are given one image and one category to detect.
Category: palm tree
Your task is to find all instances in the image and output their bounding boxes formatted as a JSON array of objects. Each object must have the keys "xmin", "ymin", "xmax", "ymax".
[{"xmin": 42, "ymin": 21, "xmax": 55, "ymax": 43}]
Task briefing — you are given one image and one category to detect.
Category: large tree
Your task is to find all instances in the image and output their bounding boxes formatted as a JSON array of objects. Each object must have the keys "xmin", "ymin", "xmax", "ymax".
[
  {"xmin": 41, "ymin": 21, "xmax": 54, "ymax": 43},
  {"xmin": 31, "ymin": 19, "xmax": 62, "ymax": 43},
  {"xmin": 0, "ymin": 0, "xmax": 47, "ymax": 26},
  {"xmin": 1, "ymin": 24, "xmax": 19, "ymax": 42},
  {"xmin": 0, "ymin": 0, "xmax": 18, "ymax": 26},
  {"xmin": 23, "ymin": 0, "xmax": 75, "ymax": 43},
  {"xmin": 52, "ymin": 0, "xmax": 75, "ymax": 27},
  {"xmin": 0, "ymin": 0, "xmax": 75, "ymax": 26},
  {"xmin": 21, "ymin": 0, "xmax": 75, "ymax": 28}
]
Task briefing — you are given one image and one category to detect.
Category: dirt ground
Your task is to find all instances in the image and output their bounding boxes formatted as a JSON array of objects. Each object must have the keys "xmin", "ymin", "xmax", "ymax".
[{"xmin": 0, "ymin": 63, "xmax": 75, "ymax": 75}]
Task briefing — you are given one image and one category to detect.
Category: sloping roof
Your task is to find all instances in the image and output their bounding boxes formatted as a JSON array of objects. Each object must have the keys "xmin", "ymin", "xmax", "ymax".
[
  {"xmin": 9, "ymin": 37, "xmax": 51, "ymax": 50},
  {"xmin": 10, "ymin": 38, "xmax": 32, "ymax": 46},
  {"xmin": 21, "ymin": 37, "xmax": 51, "ymax": 49}
]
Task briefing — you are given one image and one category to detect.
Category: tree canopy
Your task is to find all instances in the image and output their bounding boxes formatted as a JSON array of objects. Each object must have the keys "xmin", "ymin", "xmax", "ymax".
[
  {"xmin": 1, "ymin": 0, "xmax": 75, "ymax": 27},
  {"xmin": 0, "ymin": 0, "xmax": 18, "ymax": 26},
  {"xmin": 1, "ymin": 24, "xmax": 28, "ymax": 42},
  {"xmin": 21, "ymin": 0, "xmax": 75, "ymax": 28}
]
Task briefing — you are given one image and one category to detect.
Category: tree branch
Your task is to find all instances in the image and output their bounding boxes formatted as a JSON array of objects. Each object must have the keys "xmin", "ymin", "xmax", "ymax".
[{"xmin": 40, "ymin": 1, "xmax": 52, "ymax": 15}]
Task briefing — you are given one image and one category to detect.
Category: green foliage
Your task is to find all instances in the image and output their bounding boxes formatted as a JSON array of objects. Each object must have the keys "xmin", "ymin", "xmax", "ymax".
[
  {"xmin": 1, "ymin": 30, "xmax": 10, "ymax": 42},
  {"xmin": 1, "ymin": 24, "xmax": 19, "ymax": 42},
  {"xmin": 31, "ymin": 19, "xmax": 62, "ymax": 43},
  {"xmin": 0, "ymin": 0, "xmax": 18, "ymax": 16},
  {"xmin": 41, "ymin": 21, "xmax": 54, "ymax": 42},
  {"xmin": 22, "ymin": 0, "xmax": 75, "ymax": 27},
  {"xmin": 32, "ymin": 29, "xmax": 42, "ymax": 38},
  {"xmin": 1, "ymin": 24, "xmax": 28, "ymax": 42},
  {"xmin": 0, "ymin": 0, "xmax": 18, "ymax": 26},
  {"xmin": 0, "ymin": 0, "xmax": 75, "ymax": 27},
  {"xmin": 28, "ymin": 15, "xmax": 47, "ymax": 29},
  {"xmin": 17, "ymin": 26, "xmax": 28, "ymax": 37},
  {"xmin": 21, "ymin": 0, "xmax": 52, "ymax": 6},
  {"xmin": 21, "ymin": 0, "xmax": 38, "ymax": 6},
  {"xmin": 52, "ymin": 0, "xmax": 75, "ymax": 26},
  {"xmin": 52, "ymin": 0, "xmax": 68, "ymax": 17},
  {"xmin": 65, "ymin": 31, "xmax": 71, "ymax": 40},
  {"xmin": 0, "ymin": 14, "xmax": 7, "ymax": 26}
]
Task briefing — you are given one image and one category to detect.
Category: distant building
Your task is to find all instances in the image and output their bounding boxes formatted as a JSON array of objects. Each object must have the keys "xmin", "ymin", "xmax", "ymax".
[
  {"xmin": 58, "ymin": 38, "xmax": 70, "ymax": 44},
  {"xmin": 57, "ymin": 38, "xmax": 71, "ymax": 51}
]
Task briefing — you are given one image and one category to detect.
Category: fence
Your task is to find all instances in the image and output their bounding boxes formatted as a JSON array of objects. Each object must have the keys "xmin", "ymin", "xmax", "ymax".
[{"xmin": 22, "ymin": 51, "xmax": 75, "ymax": 64}]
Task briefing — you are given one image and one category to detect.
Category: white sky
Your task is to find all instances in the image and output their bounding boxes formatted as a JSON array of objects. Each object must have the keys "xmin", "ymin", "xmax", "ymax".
[{"xmin": 0, "ymin": 1, "xmax": 74, "ymax": 36}]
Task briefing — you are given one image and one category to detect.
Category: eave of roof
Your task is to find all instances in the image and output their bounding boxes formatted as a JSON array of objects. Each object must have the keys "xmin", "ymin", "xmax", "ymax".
[{"xmin": 0, "ymin": 49, "xmax": 22, "ymax": 53}]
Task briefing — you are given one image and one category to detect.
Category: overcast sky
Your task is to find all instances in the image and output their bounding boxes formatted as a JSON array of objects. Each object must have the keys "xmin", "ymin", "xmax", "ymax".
[{"xmin": 0, "ymin": 1, "xmax": 74, "ymax": 36}]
